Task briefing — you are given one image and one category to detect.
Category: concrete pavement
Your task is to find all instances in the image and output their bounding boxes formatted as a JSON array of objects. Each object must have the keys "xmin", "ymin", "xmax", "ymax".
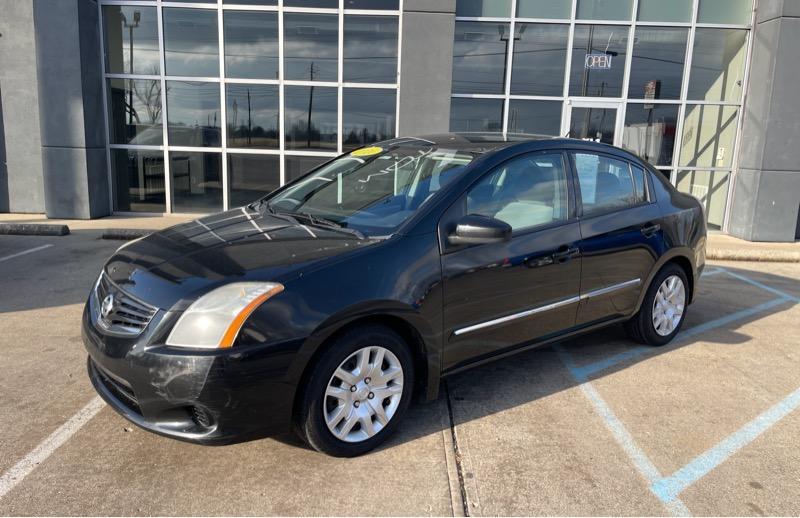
[{"xmin": 1, "ymin": 229, "xmax": 799, "ymax": 515}]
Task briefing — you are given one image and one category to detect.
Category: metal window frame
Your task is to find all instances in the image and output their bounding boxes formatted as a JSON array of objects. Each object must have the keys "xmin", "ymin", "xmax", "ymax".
[
  {"xmin": 452, "ymin": 0, "xmax": 755, "ymax": 233},
  {"xmin": 98, "ymin": 0, "xmax": 402, "ymax": 215}
]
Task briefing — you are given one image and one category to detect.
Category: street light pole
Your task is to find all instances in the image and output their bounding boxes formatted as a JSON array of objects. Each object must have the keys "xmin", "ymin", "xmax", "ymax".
[{"xmin": 120, "ymin": 10, "xmax": 141, "ymax": 126}]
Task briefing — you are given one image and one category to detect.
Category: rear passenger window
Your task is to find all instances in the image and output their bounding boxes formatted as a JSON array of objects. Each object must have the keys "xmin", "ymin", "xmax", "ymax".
[
  {"xmin": 467, "ymin": 152, "xmax": 569, "ymax": 232},
  {"xmin": 572, "ymin": 153, "xmax": 645, "ymax": 217}
]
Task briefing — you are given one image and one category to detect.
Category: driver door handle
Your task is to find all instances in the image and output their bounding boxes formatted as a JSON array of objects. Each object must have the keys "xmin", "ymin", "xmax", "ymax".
[{"xmin": 641, "ymin": 223, "xmax": 661, "ymax": 237}]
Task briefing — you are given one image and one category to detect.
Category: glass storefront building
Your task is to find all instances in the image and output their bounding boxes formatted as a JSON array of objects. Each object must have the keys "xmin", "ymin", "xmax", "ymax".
[
  {"xmin": 3, "ymin": 0, "xmax": 798, "ymax": 240},
  {"xmin": 449, "ymin": 0, "xmax": 752, "ymax": 230}
]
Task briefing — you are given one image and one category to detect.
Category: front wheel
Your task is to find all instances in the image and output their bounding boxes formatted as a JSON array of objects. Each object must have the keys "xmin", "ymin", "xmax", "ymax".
[
  {"xmin": 625, "ymin": 263, "xmax": 689, "ymax": 346},
  {"xmin": 297, "ymin": 325, "xmax": 414, "ymax": 457}
]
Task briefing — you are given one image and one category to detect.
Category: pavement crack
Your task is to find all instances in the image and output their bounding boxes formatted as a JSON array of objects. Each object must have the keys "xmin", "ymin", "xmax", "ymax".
[{"xmin": 444, "ymin": 380, "xmax": 471, "ymax": 517}]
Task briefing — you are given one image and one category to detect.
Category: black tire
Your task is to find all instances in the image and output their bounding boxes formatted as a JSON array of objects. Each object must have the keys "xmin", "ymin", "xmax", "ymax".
[
  {"xmin": 624, "ymin": 263, "xmax": 689, "ymax": 346},
  {"xmin": 297, "ymin": 325, "xmax": 415, "ymax": 457}
]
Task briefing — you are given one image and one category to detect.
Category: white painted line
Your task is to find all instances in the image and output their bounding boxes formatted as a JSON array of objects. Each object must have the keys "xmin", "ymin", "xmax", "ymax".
[
  {"xmin": 0, "ymin": 396, "xmax": 105, "ymax": 499},
  {"xmin": 0, "ymin": 244, "xmax": 54, "ymax": 263}
]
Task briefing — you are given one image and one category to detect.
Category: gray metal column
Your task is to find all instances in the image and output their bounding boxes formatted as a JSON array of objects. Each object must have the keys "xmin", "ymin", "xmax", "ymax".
[
  {"xmin": 730, "ymin": 0, "xmax": 800, "ymax": 241},
  {"xmin": 33, "ymin": 0, "xmax": 109, "ymax": 219},
  {"xmin": 0, "ymin": 1, "xmax": 46, "ymax": 213},
  {"xmin": 397, "ymin": 0, "xmax": 456, "ymax": 136}
]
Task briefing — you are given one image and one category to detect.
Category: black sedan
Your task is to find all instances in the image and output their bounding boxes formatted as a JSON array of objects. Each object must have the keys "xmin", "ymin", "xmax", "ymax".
[{"xmin": 83, "ymin": 134, "xmax": 706, "ymax": 456}]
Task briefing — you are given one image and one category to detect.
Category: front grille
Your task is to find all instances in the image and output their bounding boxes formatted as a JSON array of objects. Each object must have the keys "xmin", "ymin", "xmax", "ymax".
[
  {"xmin": 94, "ymin": 273, "xmax": 157, "ymax": 337},
  {"xmin": 92, "ymin": 360, "xmax": 142, "ymax": 415}
]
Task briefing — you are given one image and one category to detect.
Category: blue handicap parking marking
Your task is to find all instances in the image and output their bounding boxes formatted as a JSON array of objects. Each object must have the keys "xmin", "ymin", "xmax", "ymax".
[{"xmin": 557, "ymin": 266, "xmax": 800, "ymax": 516}]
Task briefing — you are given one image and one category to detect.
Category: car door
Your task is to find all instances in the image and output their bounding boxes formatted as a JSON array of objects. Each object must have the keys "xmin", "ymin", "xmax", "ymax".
[
  {"xmin": 569, "ymin": 151, "xmax": 663, "ymax": 326},
  {"xmin": 440, "ymin": 151, "xmax": 582, "ymax": 372}
]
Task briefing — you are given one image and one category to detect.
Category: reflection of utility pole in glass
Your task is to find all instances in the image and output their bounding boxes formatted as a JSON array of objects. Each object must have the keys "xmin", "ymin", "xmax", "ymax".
[
  {"xmin": 500, "ymin": 24, "xmax": 524, "ymax": 132},
  {"xmin": 307, "ymin": 62, "xmax": 316, "ymax": 148},
  {"xmin": 120, "ymin": 10, "xmax": 141, "ymax": 126}
]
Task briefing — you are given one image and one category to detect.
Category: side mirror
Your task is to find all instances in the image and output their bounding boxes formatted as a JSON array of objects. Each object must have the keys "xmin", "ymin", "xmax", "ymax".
[{"xmin": 449, "ymin": 214, "xmax": 512, "ymax": 246}]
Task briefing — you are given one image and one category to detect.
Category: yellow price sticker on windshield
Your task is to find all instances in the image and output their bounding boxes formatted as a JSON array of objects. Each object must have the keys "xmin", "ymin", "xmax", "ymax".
[{"xmin": 350, "ymin": 146, "xmax": 383, "ymax": 157}]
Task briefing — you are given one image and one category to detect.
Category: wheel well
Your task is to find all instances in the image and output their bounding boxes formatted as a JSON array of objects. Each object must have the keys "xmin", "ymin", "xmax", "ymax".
[
  {"xmin": 665, "ymin": 255, "xmax": 694, "ymax": 303},
  {"xmin": 291, "ymin": 315, "xmax": 429, "ymax": 422}
]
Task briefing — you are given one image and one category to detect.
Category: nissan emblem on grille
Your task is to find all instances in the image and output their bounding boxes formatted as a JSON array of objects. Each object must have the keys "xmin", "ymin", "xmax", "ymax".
[{"xmin": 101, "ymin": 294, "xmax": 115, "ymax": 319}]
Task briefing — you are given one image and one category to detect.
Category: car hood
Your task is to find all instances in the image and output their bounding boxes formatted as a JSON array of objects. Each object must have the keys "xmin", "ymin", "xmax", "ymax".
[{"xmin": 102, "ymin": 207, "xmax": 379, "ymax": 310}]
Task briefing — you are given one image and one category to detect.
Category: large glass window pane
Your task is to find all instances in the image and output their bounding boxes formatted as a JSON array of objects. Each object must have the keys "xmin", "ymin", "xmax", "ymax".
[
  {"xmin": 284, "ymin": 86, "xmax": 338, "ymax": 151},
  {"xmin": 285, "ymin": 0, "xmax": 338, "ymax": 6},
  {"xmin": 345, "ymin": 0, "xmax": 400, "ymax": 8},
  {"xmin": 517, "ymin": 0, "xmax": 571, "ymax": 19},
  {"xmin": 569, "ymin": 107, "xmax": 617, "ymax": 144},
  {"xmin": 285, "ymin": 155, "xmax": 330, "ymax": 183},
  {"xmin": 508, "ymin": 100, "xmax": 562, "ymax": 136},
  {"xmin": 163, "ymin": 8, "xmax": 219, "ymax": 77},
  {"xmin": 697, "ymin": 0, "xmax": 752, "ymax": 25},
  {"xmin": 622, "ymin": 103, "xmax": 679, "ymax": 166},
  {"xmin": 224, "ymin": 11, "xmax": 278, "ymax": 80},
  {"xmin": 627, "ymin": 27, "xmax": 688, "ymax": 100},
  {"xmin": 676, "ymin": 170, "xmax": 730, "ymax": 230},
  {"xmin": 569, "ymin": 25, "xmax": 629, "ymax": 97},
  {"xmin": 102, "ymin": 6, "xmax": 160, "ymax": 75},
  {"xmin": 637, "ymin": 0, "xmax": 691, "ymax": 22},
  {"xmin": 111, "ymin": 149, "xmax": 166, "ymax": 212},
  {"xmin": 344, "ymin": 16, "xmax": 398, "ymax": 83},
  {"xmin": 170, "ymin": 152, "xmax": 223, "ymax": 213},
  {"xmin": 226, "ymin": 84, "xmax": 279, "ymax": 149},
  {"xmin": 577, "ymin": 0, "xmax": 633, "ymax": 20},
  {"xmin": 166, "ymin": 81, "xmax": 221, "ymax": 147},
  {"xmin": 687, "ymin": 29, "xmax": 747, "ymax": 103},
  {"xmin": 679, "ymin": 104, "xmax": 738, "ymax": 168},
  {"xmin": 449, "ymin": 98, "xmax": 504, "ymax": 132},
  {"xmin": 343, "ymin": 89, "xmax": 396, "ymax": 151},
  {"xmin": 228, "ymin": 154, "xmax": 280, "ymax": 208},
  {"xmin": 510, "ymin": 23, "xmax": 569, "ymax": 96},
  {"xmin": 456, "ymin": 0, "xmax": 511, "ymax": 17},
  {"xmin": 108, "ymin": 79, "xmax": 163, "ymax": 146},
  {"xmin": 284, "ymin": 13, "xmax": 338, "ymax": 82},
  {"xmin": 223, "ymin": 0, "xmax": 277, "ymax": 4},
  {"xmin": 452, "ymin": 22, "xmax": 509, "ymax": 94}
]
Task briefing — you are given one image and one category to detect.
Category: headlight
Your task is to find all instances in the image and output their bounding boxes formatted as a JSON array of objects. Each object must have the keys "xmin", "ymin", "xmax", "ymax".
[{"xmin": 165, "ymin": 282, "xmax": 284, "ymax": 349}]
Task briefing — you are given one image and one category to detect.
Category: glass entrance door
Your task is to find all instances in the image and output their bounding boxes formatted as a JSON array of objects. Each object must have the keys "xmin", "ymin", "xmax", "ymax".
[{"xmin": 564, "ymin": 101, "xmax": 623, "ymax": 146}]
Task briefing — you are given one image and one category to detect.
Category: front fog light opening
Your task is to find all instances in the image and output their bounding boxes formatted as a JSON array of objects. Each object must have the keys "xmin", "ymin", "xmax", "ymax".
[{"xmin": 189, "ymin": 405, "xmax": 214, "ymax": 428}]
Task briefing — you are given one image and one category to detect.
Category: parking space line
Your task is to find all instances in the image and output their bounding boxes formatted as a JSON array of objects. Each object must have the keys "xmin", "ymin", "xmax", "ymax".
[
  {"xmin": 723, "ymin": 270, "xmax": 800, "ymax": 303},
  {"xmin": 0, "ymin": 244, "xmax": 53, "ymax": 263},
  {"xmin": 652, "ymin": 385, "xmax": 800, "ymax": 502},
  {"xmin": 0, "ymin": 397, "xmax": 104, "ymax": 500},
  {"xmin": 555, "ymin": 346, "xmax": 692, "ymax": 517}
]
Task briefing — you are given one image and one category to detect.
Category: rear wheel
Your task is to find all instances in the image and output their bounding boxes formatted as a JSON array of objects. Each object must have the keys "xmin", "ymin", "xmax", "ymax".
[
  {"xmin": 297, "ymin": 325, "xmax": 414, "ymax": 456},
  {"xmin": 625, "ymin": 263, "xmax": 689, "ymax": 346}
]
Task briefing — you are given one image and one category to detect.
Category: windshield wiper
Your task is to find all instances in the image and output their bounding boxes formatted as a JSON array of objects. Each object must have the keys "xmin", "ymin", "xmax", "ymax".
[{"xmin": 295, "ymin": 212, "xmax": 366, "ymax": 240}]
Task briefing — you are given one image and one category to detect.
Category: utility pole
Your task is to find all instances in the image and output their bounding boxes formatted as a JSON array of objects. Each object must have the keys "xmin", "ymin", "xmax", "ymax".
[
  {"xmin": 307, "ymin": 62, "xmax": 315, "ymax": 148},
  {"xmin": 120, "ymin": 10, "xmax": 141, "ymax": 126}
]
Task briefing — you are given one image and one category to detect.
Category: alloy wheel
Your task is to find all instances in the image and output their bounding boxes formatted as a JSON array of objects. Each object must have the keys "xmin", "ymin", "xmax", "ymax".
[
  {"xmin": 324, "ymin": 346, "xmax": 404, "ymax": 443},
  {"xmin": 652, "ymin": 274, "xmax": 686, "ymax": 336}
]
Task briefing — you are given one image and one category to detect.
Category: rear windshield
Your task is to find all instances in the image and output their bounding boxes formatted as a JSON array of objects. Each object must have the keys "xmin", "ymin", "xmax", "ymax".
[{"xmin": 265, "ymin": 143, "xmax": 475, "ymax": 236}]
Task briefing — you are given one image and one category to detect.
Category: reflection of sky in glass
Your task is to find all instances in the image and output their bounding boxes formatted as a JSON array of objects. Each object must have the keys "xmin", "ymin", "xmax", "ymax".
[
  {"xmin": 167, "ymin": 81, "xmax": 221, "ymax": 147},
  {"xmin": 163, "ymin": 8, "xmax": 219, "ymax": 77},
  {"xmin": 343, "ymin": 16, "xmax": 398, "ymax": 83},
  {"xmin": 569, "ymin": 25, "xmax": 629, "ymax": 97},
  {"xmin": 224, "ymin": 11, "xmax": 279, "ymax": 80},
  {"xmin": 103, "ymin": 6, "xmax": 160, "ymax": 75},
  {"xmin": 226, "ymin": 84, "xmax": 279, "ymax": 149},
  {"xmin": 284, "ymin": 13, "xmax": 338, "ymax": 81},
  {"xmin": 452, "ymin": 22, "xmax": 509, "ymax": 95},
  {"xmin": 628, "ymin": 27, "xmax": 688, "ymax": 100},
  {"xmin": 284, "ymin": 86, "xmax": 338, "ymax": 150},
  {"xmin": 449, "ymin": 98, "xmax": 504, "ymax": 132},
  {"xmin": 108, "ymin": 79, "xmax": 163, "ymax": 146},
  {"xmin": 343, "ymin": 89, "xmax": 396, "ymax": 150},
  {"xmin": 510, "ymin": 23, "xmax": 569, "ymax": 96},
  {"xmin": 507, "ymin": 100, "xmax": 562, "ymax": 136}
]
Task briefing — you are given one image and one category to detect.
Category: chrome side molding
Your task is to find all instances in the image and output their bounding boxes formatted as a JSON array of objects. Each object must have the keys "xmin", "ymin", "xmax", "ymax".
[{"xmin": 453, "ymin": 278, "xmax": 642, "ymax": 337}]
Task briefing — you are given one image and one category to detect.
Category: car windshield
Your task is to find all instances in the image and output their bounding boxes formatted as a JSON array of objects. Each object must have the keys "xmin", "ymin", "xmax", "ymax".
[{"xmin": 263, "ymin": 142, "xmax": 475, "ymax": 236}]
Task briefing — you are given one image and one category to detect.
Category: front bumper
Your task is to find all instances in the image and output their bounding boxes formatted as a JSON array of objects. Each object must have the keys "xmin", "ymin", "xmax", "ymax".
[{"xmin": 82, "ymin": 302, "xmax": 300, "ymax": 445}]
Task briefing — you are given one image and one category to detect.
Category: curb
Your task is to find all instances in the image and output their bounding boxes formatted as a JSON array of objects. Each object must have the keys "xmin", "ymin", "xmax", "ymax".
[
  {"xmin": 100, "ymin": 229, "xmax": 151, "ymax": 241},
  {"xmin": 707, "ymin": 248, "xmax": 800, "ymax": 263},
  {"xmin": 0, "ymin": 223, "xmax": 70, "ymax": 236}
]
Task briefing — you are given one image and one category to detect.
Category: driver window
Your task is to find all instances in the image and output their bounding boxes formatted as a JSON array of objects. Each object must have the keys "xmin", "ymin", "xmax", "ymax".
[{"xmin": 466, "ymin": 152, "xmax": 569, "ymax": 232}]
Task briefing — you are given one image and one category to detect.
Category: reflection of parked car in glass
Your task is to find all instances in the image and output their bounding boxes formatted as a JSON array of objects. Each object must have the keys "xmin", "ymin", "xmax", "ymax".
[{"xmin": 83, "ymin": 134, "xmax": 706, "ymax": 456}]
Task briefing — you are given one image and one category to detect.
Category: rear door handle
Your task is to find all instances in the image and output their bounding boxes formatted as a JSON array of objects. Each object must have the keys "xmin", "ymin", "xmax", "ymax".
[
  {"xmin": 552, "ymin": 245, "xmax": 579, "ymax": 263},
  {"xmin": 641, "ymin": 223, "xmax": 661, "ymax": 237}
]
